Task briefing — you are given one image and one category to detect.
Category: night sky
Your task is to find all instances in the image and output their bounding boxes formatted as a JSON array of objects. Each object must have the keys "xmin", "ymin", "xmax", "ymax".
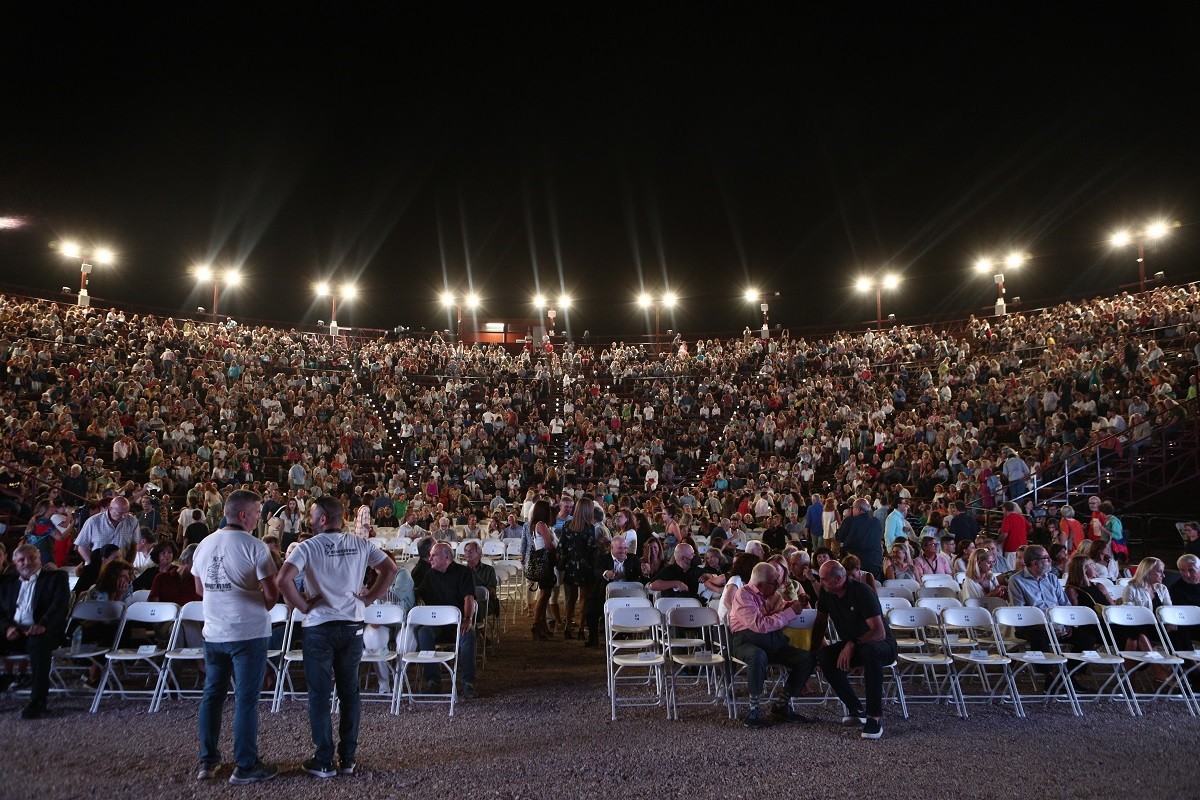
[{"xmin": 1, "ymin": 3, "xmax": 1196, "ymax": 339}]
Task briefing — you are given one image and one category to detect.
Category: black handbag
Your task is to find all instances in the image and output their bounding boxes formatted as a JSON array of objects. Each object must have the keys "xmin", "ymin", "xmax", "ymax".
[{"xmin": 524, "ymin": 547, "xmax": 550, "ymax": 582}]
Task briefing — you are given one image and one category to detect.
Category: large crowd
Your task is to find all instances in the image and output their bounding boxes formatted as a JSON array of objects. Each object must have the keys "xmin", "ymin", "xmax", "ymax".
[{"xmin": 2, "ymin": 282, "xmax": 1200, "ymax": 773}]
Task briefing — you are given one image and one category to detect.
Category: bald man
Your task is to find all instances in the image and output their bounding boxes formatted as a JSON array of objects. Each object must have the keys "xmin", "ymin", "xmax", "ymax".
[{"xmin": 75, "ymin": 496, "xmax": 139, "ymax": 563}]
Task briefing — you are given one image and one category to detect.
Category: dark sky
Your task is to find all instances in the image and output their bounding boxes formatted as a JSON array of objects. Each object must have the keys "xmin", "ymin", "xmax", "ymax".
[{"xmin": 1, "ymin": 3, "xmax": 1196, "ymax": 339}]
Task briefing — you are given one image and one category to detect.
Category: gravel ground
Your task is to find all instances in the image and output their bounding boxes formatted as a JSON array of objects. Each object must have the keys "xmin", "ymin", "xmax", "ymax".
[{"xmin": 3, "ymin": 611, "xmax": 1196, "ymax": 800}]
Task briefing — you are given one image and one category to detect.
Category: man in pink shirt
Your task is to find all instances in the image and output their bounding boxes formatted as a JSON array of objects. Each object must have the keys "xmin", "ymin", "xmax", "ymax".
[{"xmin": 728, "ymin": 562, "xmax": 816, "ymax": 728}]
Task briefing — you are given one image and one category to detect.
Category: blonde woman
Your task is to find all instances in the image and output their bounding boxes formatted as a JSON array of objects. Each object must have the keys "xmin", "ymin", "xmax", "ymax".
[
  {"xmin": 822, "ymin": 496, "xmax": 840, "ymax": 556},
  {"xmin": 960, "ymin": 547, "xmax": 1007, "ymax": 601}
]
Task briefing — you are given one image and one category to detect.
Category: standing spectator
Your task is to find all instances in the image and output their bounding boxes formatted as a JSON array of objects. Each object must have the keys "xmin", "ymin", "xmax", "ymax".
[
  {"xmin": 192, "ymin": 489, "xmax": 280, "ymax": 785},
  {"xmin": 996, "ymin": 501, "xmax": 1030, "ymax": 572},
  {"xmin": 276, "ymin": 496, "xmax": 397, "ymax": 779},
  {"xmin": 835, "ymin": 498, "xmax": 884, "ymax": 580}
]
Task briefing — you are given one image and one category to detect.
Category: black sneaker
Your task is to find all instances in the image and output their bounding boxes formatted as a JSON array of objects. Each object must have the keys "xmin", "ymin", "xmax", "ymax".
[
  {"xmin": 771, "ymin": 701, "xmax": 815, "ymax": 724},
  {"xmin": 743, "ymin": 707, "xmax": 769, "ymax": 729},
  {"xmin": 861, "ymin": 718, "xmax": 883, "ymax": 739},
  {"xmin": 229, "ymin": 761, "xmax": 278, "ymax": 785},
  {"xmin": 338, "ymin": 759, "xmax": 356, "ymax": 776},
  {"xmin": 195, "ymin": 762, "xmax": 219, "ymax": 781},
  {"xmin": 19, "ymin": 701, "xmax": 49, "ymax": 720},
  {"xmin": 303, "ymin": 758, "xmax": 337, "ymax": 779},
  {"xmin": 460, "ymin": 683, "xmax": 477, "ymax": 700}
]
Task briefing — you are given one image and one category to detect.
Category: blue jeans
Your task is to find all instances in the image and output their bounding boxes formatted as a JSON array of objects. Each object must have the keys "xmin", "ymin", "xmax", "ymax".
[
  {"xmin": 415, "ymin": 624, "xmax": 476, "ymax": 686},
  {"xmin": 199, "ymin": 637, "xmax": 269, "ymax": 770},
  {"xmin": 302, "ymin": 622, "xmax": 365, "ymax": 765}
]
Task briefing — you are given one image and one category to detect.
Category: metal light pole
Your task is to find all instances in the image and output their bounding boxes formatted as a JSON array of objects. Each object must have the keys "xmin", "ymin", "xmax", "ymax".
[
  {"xmin": 855, "ymin": 274, "xmax": 898, "ymax": 330},
  {"xmin": 318, "ymin": 282, "xmax": 356, "ymax": 336},
  {"xmin": 58, "ymin": 242, "xmax": 114, "ymax": 307},
  {"xmin": 1112, "ymin": 221, "xmax": 1178, "ymax": 292},
  {"xmin": 196, "ymin": 266, "xmax": 240, "ymax": 322},
  {"xmin": 974, "ymin": 252, "xmax": 1026, "ymax": 316}
]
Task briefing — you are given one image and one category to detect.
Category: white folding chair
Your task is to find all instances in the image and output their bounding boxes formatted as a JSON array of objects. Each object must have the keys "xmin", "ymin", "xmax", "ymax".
[
  {"xmin": 481, "ymin": 540, "xmax": 506, "ymax": 560},
  {"xmin": 883, "ymin": 578, "xmax": 921, "ymax": 593},
  {"xmin": 50, "ymin": 600, "xmax": 124, "ymax": 692},
  {"xmin": 664, "ymin": 606, "xmax": 729, "ymax": 720},
  {"xmin": 360, "ymin": 604, "xmax": 406, "ymax": 706},
  {"xmin": 90, "ymin": 601, "xmax": 180, "ymax": 713},
  {"xmin": 1157, "ymin": 605, "xmax": 1200, "ymax": 700},
  {"xmin": 604, "ymin": 596, "xmax": 654, "ymax": 694},
  {"xmin": 608, "ymin": 606, "xmax": 666, "ymax": 720},
  {"xmin": 263, "ymin": 602, "xmax": 291, "ymax": 703},
  {"xmin": 271, "ymin": 607, "xmax": 308, "ymax": 712},
  {"xmin": 152, "ymin": 600, "xmax": 207, "ymax": 710},
  {"xmin": 917, "ymin": 596, "xmax": 969, "ymax": 651},
  {"xmin": 921, "ymin": 575, "xmax": 959, "ymax": 589},
  {"xmin": 916, "ymin": 585, "xmax": 959, "ymax": 601},
  {"xmin": 606, "ymin": 581, "xmax": 648, "ymax": 600},
  {"xmin": 994, "ymin": 606, "xmax": 1081, "ymax": 716},
  {"xmin": 879, "ymin": 596, "xmax": 913, "ymax": 615},
  {"xmin": 889, "ymin": 606, "xmax": 958, "ymax": 715},
  {"xmin": 1046, "ymin": 605, "xmax": 1137, "ymax": 716},
  {"xmin": 397, "ymin": 605, "xmax": 462, "ymax": 716},
  {"xmin": 942, "ymin": 605, "xmax": 1023, "ymax": 718},
  {"xmin": 126, "ymin": 589, "xmax": 152, "ymax": 606},
  {"xmin": 876, "ymin": 586, "xmax": 914, "ymax": 603},
  {"xmin": 1102, "ymin": 604, "xmax": 1196, "ymax": 715}
]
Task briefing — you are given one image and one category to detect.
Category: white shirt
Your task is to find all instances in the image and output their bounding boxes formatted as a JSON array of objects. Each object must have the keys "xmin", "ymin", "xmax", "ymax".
[
  {"xmin": 285, "ymin": 532, "xmax": 390, "ymax": 626},
  {"xmin": 193, "ymin": 528, "xmax": 278, "ymax": 642},
  {"xmin": 15, "ymin": 571, "xmax": 39, "ymax": 627}
]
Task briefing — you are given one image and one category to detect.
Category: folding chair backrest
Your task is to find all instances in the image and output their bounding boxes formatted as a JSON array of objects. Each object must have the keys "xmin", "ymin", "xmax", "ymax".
[
  {"xmin": 607, "ymin": 581, "xmax": 646, "ymax": 595},
  {"xmin": 1047, "ymin": 604, "xmax": 1100, "ymax": 629},
  {"xmin": 178, "ymin": 600, "xmax": 207, "ymax": 624},
  {"xmin": 993, "ymin": 605, "xmax": 1047, "ymax": 630},
  {"xmin": 405, "ymin": 604, "xmax": 461, "ymax": 628},
  {"xmin": 917, "ymin": 597, "xmax": 963, "ymax": 616},
  {"xmin": 363, "ymin": 604, "xmax": 406, "ymax": 627},
  {"xmin": 609, "ymin": 607, "xmax": 662, "ymax": 631},
  {"xmin": 877, "ymin": 586, "xmax": 914, "ymax": 602},
  {"xmin": 127, "ymin": 589, "xmax": 152, "ymax": 606},
  {"xmin": 655, "ymin": 597, "xmax": 701, "ymax": 617},
  {"xmin": 607, "ymin": 586, "xmax": 647, "ymax": 600},
  {"xmin": 1103, "ymin": 604, "xmax": 1156, "ymax": 628},
  {"xmin": 482, "ymin": 541, "xmax": 506, "ymax": 558},
  {"xmin": 668, "ymin": 606, "xmax": 719, "ymax": 630},
  {"xmin": 921, "ymin": 574, "xmax": 958, "ymax": 588},
  {"xmin": 917, "ymin": 586, "xmax": 958, "ymax": 600},
  {"xmin": 787, "ymin": 608, "xmax": 819, "ymax": 629},
  {"xmin": 70, "ymin": 600, "xmax": 125, "ymax": 625},
  {"xmin": 879, "ymin": 596, "xmax": 913, "ymax": 614},
  {"xmin": 604, "ymin": 597, "xmax": 652, "ymax": 615},
  {"xmin": 269, "ymin": 603, "xmax": 290, "ymax": 625},
  {"xmin": 884, "ymin": 578, "xmax": 921, "ymax": 592},
  {"xmin": 964, "ymin": 596, "xmax": 1008, "ymax": 613},
  {"xmin": 888, "ymin": 606, "xmax": 938, "ymax": 631},
  {"xmin": 123, "ymin": 601, "xmax": 179, "ymax": 625},
  {"xmin": 1157, "ymin": 604, "xmax": 1200, "ymax": 629},
  {"xmin": 942, "ymin": 605, "xmax": 994, "ymax": 631}
]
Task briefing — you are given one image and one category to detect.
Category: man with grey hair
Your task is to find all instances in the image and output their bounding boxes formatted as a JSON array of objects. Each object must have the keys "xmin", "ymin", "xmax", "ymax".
[
  {"xmin": 727, "ymin": 561, "xmax": 815, "ymax": 728},
  {"xmin": 836, "ymin": 498, "xmax": 884, "ymax": 580},
  {"xmin": 811, "ymin": 559, "xmax": 896, "ymax": 739},
  {"xmin": 1169, "ymin": 554, "xmax": 1200, "ymax": 655}
]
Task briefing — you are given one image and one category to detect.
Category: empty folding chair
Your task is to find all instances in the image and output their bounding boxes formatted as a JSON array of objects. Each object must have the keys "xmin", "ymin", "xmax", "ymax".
[
  {"xmin": 1046, "ymin": 605, "xmax": 1137, "ymax": 716},
  {"xmin": 879, "ymin": 597, "xmax": 913, "ymax": 615},
  {"xmin": 608, "ymin": 607, "xmax": 666, "ymax": 720},
  {"xmin": 606, "ymin": 581, "xmax": 648, "ymax": 600},
  {"xmin": 263, "ymin": 602, "xmax": 290, "ymax": 703},
  {"xmin": 883, "ymin": 578, "xmax": 920, "ymax": 593},
  {"xmin": 917, "ymin": 596, "xmax": 970, "ymax": 652},
  {"xmin": 942, "ymin": 605, "xmax": 1023, "ymax": 718},
  {"xmin": 664, "ymin": 606, "xmax": 729, "ymax": 719},
  {"xmin": 1157, "ymin": 605, "xmax": 1200, "ymax": 698},
  {"xmin": 1102, "ymin": 605, "xmax": 1196, "ymax": 716},
  {"xmin": 993, "ymin": 606, "xmax": 1081, "ymax": 716},
  {"xmin": 397, "ymin": 605, "xmax": 462, "ymax": 716},
  {"xmin": 876, "ymin": 586, "xmax": 914, "ymax": 603},
  {"xmin": 90, "ymin": 601, "xmax": 179, "ymax": 713},
  {"xmin": 916, "ymin": 585, "xmax": 959, "ymax": 601},
  {"xmin": 271, "ymin": 607, "xmax": 308, "ymax": 712},
  {"xmin": 921, "ymin": 575, "xmax": 959, "ymax": 589},
  {"xmin": 481, "ymin": 540, "xmax": 506, "ymax": 560},
  {"xmin": 152, "ymin": 600, "xmax": 208, "ymax": 710},
  {"xmin": 889, "ymin": 606, "xmax": 958, "ymax": 716}
]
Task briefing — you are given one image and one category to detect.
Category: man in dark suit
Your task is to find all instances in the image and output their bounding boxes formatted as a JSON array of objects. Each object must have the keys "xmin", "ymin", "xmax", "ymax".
[
  {"xmin": 583, "ymin": 537, "xmax": 642, "ymax": 647},
  {"xmin": 836, "ymin": 498, "xmax": 885, "ymax": 581},
  {"xmin": 0, "ymin": 544, "xmax": 71, "ymax": 719}
]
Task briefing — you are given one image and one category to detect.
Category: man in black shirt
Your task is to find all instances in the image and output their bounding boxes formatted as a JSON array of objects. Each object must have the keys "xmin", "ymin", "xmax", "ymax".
[
  {"xmin": 811, "ymin": 560, "xmax": 898, "ymax": 740},
  {"xmin": 182, "ymin": 510, "xmax": 209, "ymax": 546},
  {"xmin": 647, "ymin": 543, "xmax": 700, "ymax": 599},
  {"xmin": 762, "ymin": 514, "xmax": 789, "ymax": 552},
  {"xmin": 415, "ymin": 542, "xmax": 478, "ymax": 698},
  {"xmin": 1168, "ymin": 554, "xmax": 1200, "ymax": 652},
  {"xmin": 949, "ymin": 500, "xmax": 980, "ymax": 544}
]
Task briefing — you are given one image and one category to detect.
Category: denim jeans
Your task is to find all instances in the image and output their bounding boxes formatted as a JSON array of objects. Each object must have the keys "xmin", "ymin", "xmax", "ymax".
[
  {"xmin": 415, "ymin": 624, "xmax": 476, "ymax": 687},
  {"xmin": 302, "ymin": 622, "xmax": 365, "ymax": 765},
  {"xmin": 199, "ymin": 637, "xmax": 269, "ymax": 770}
]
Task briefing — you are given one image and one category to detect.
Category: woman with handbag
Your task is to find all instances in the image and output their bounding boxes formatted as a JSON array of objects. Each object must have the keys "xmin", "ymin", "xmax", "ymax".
[{"xmin": 526, "ymin": 499, "xmax": 558, "ymax": 640}]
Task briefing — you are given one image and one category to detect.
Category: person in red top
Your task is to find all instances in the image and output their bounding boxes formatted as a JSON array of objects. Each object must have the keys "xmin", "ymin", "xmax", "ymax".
[
  {"xmin": 149, "ymin": 543, "xmax": 202, "ymax": 605},
  {"xmin": 1086, "ymin": 495, "xmax": 1107, "ymax": 541},
  {"xmin": 996, "ymin": 501, "xmax": 1030, "ymax": 572},
  {"xmin": 1056, "ymin": 504, "xmax": 1085, "ymax": 551}
]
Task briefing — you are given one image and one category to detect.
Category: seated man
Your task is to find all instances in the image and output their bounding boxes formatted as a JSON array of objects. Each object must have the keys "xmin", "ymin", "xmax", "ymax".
[
  {"xmin": 811, "ymin": 560, "xmax": 898, "ymax": 740},
  {"xmin": 462, "ymin": 541, "xmax": 500, "ymax": 621},
  {"xmin": 0, "ymin": 544, "xmax": 71, "ymax": 719},
  {"xmin": 1168, "ymin": 554, "xmax": 1200, "ymax": 652},
  {"xmin": 728, "ymin": 562, "xmax": 815, "ymax": 728},
  {"xmin": 584, "ymin": 536, "xmax": 643, "ymax": 647},
  {"xmin": 1008, "ymin": 545, "xmax": 1097, "ymax": 689},
  {"xmin": 647, "ymin": 543, "xmax": 700, "ymax": 600},
  {"xmin": 414, "ymin": 543, "xmax": 478, "ymax": 699}
]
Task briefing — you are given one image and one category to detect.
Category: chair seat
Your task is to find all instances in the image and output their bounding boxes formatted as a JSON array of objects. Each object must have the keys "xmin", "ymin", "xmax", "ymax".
[
  {"xmin": 1174, "ymin": 650, "xmax": 1200, "ymax": 661},
  {"xmin": 613, "ymin": 653, "xmax": 665, "ymax": 667},
  {"xmin": 670, "ymin": 652, "xmax": 725, "ymax": 667},
  {"xmin": 282, "ymin": 650, "xmax": 305, "ymax": 662},
  {"xmin": 927, "ymin": 636, "xmax": 978, "ymax": 649},
  {"xmin": 1008, "ymin": 652, "xmax": 1068, "ymax": 665},
  {"xmin": 1117, "ymin": 650, "xmax": 1184, "ymax": 665},
  {"xmin": 52, "ymin": 646, "xmax": 109, "ymax": 659},
  {"xmin": 663, "ymin": 637, "xmax": 706, "ymax": 649},
  {"xmin": 952, "ymin": 653, "xmax": 1011, "ymax": 665},
  {"xmin": 107, "ymin": 647, "xmax": 167, "ymax": 660},
  {"xmin": 610, "ymin": 636, "xmax": 656, "ymax": 649},
  {"xmin": 894, "ymin": 637, "xmax": 924, "ymax": 649},
  {"xmin": 1063, "ymin": 652, "xmax": 1125, "ymax": 665},
  {"xmin": 899, "ymin": 653, "xmax": 954, "ymax": 666},
  {"xmin": 361, "ymin": 650, "xmax": 397, "ymax": 663},
  {"xmin": 164, "ymin": 647, "xmax": 205, "ymax": 660},
  {"xmin": 402, "ymin": 652, "xmax": 456, "ymax": 664}
]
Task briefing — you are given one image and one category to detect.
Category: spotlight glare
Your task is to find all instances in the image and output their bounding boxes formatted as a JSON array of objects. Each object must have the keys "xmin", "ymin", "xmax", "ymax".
[
  {"xmin": 533, "ymin": 293, "xmax": 546, "ymax": 308},
  {"xmin": 663, "ymin": 292, "xmax": 677, "ymax": 308},
  {"xmin": 440, "ymin": 291, "xmax": 455, "ymax": 308},
  {"xmin": 1111, "ymin": 231, "xmax": 1131, "ymax": 247},
  {"xmin": 559, "ymin": 294, "xmax": 571, "ymax": 309},
  {"xmin": 882, "ymin": 274, "xmax": 899, "ymax": 290},
  {"xmin": 225, "ymin": 270, "xmax": 241, "ymax": 286},
  {"xmin": 195, "ymin": 265, "xmax": 213, "ymax": 282},
  {"xmin": 974, "ymin": 259, "xmax": 993, "ymax": 273},
  {"xmin": 744, "ymin": 288, "xmax": 759, "ymax": 302},
  {"xmin": 855, "ymin": 277, "xmax": 872, "ymax": 292},
  {"xmin": 1146, "ymin": 222, "xmax": 1169, "ymax": 239},
  {"xmin": 94, "ymin": 248, "xmax": 114, "ymax": 265},
  {"xmin": 341, "ymin": 284, "xmax": 357, "ymax": 300},
  {"xmin": 316, "ymin": 282, "xmax": 331, "ymax": 297},
  {"xmin": 465, "ymin": 293, "xmax": 480, "ymax": 309},
  {"xmin": 61, "ymin": 242, "xmax": 82, "ymax": 259},
  {"xmin": 1004, "ymin": 252, "xmax": 1024, "ymax": 269},
  {"xmin": 638, "ymin": 293, "xmax": 652, "ymax": 308}
]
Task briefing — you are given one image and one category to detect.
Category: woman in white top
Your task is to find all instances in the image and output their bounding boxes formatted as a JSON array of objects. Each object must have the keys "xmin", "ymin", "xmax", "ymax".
[
  {"xmin": 960, "ymin": 548, "xmax": 1007, "ymax": 602},
  {"xmin": 1119, "ymin": 557, "xmax": 1172, "ymax": 672},
  {"xmin": 821, "ymin": 497, "xmax": 840, "ymax": 553}
]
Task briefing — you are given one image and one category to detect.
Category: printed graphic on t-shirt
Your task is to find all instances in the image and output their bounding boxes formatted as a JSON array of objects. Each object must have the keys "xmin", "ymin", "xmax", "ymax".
[{"xmin": 205, "ymin": 552, "xmax": 232, "ymax": 591}]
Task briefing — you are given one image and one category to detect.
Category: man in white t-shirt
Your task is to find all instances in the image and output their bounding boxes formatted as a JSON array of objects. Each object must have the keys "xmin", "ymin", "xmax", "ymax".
[
  {"xmin": 192, "ymin": 489, "xmax": 279, "ymax": 785},
  {"xmin": 277, "ymin": 496, "xmax": 397, "ymax": 779}
]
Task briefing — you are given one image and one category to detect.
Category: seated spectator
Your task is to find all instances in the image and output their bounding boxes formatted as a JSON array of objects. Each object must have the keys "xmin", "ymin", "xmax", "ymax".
[
  {"xmin": 727, "ymin": 562, "xmax": 815, "ymax": 727},
  {"xmin": 960, "ymin": 547, "xmax": 1007, "ymax": 602},
  {"xmin": 0, "ymin": 544, "xmax": 71, "ymax": 719},
  {"xmin": 884, "ymin": 543, "xmax": 916, "ymax": 582},
  {"xmin": 841, "ymin": 554, "xmax": 877, "ymax": 592},
  {"xmin": 134, "ymin": 540, "xmax": 178, "ymax": 591},
  {"xmin": 719, "ymin": 552, "xmax": 761, "ymax": 624},
  {"xmin": 912, "ymin": 535, "xmax": 952, "ymax": 579},
  {"xmin": 1063, "ymin": 554, "xmax": 1115, "ymax": 609},
  {"xmin": 413, "ymin": 542, "xmax": 478, "ymax": 699},
  {"xmin": 647, "ymin": 543, "xmax": 700, "ymax": 600}
]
